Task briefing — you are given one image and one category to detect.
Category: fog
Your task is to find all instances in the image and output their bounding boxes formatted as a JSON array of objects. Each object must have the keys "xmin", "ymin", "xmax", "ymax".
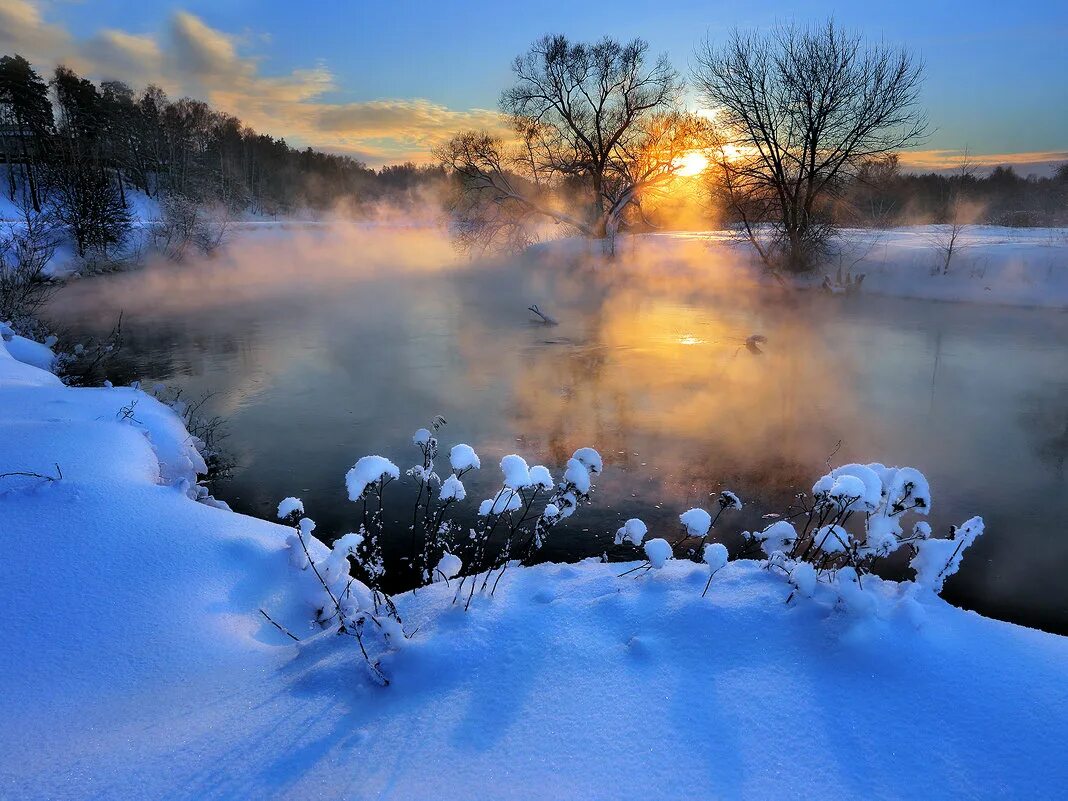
[{"xmin": 44, "ymin": 224, "xmax": 1068, "ymax": 631}]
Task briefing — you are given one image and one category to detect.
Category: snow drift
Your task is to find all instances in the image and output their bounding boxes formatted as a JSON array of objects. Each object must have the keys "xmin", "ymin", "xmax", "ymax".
[{"xmin": 1, "ymin": 335, "xmax": 1067, "ymax": 799}]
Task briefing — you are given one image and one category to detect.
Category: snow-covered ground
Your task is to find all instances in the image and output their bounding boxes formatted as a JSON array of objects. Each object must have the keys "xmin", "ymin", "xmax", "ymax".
[
  {"xmin": 2, "ymin": 331, "xmax": 1068, "ymax": 800},
  {"xmin": 645, "ymin": 226, "xmax": 1068, "ymax": 308}
]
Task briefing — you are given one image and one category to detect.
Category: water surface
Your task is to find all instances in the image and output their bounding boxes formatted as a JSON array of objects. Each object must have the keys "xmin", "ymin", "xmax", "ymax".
[{"xmin": 46, "ymin": 226, "xmax": 1068, "ymax": 633}]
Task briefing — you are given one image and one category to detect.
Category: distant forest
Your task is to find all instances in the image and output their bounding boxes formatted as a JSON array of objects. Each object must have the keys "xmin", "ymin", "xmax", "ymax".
[
  {"xmin": 0, "ymin": 54, "xmax": 445, "ymax": 250},
  {"xmin": 838, "ymin": 154, "xmax": 1068, "ymax": 229},
  {"xmin": 2, "ymin": 51, "xmax": 1066, "ymax": 260}
]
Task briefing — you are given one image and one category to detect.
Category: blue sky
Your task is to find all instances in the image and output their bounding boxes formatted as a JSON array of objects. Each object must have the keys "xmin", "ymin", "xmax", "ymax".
[{"xmin": 2, "ymin": 0, "xmax": 1066, "ymax": 169}]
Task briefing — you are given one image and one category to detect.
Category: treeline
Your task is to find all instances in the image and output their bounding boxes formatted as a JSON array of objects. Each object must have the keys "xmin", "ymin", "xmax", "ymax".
[
  {"xmin": 840, "ymin": 156, "xmax": 1068, "ymax": 228},
  {"xmin": 1, "ymin": 54, "xmax": 445, "ymax": 258}
]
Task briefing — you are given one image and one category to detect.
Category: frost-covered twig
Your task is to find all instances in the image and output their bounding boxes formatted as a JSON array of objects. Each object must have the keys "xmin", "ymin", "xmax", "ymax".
[
  {"xmin": 259, "ymin": 608, "xmax": 300, "ymax": 642},
  {"xmin": 0, "ymin": 462, "xmax": 62, "ymax": 483}
]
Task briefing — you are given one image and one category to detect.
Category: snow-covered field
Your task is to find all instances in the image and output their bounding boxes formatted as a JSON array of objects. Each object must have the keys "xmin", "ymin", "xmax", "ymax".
[
  {"xmin": 646, "ymin": 226, "xmax": 1068, "ymax": 308},
  {"xmin": 2, "ymin": 329, "xmax": 1068, "ymax": 800}
]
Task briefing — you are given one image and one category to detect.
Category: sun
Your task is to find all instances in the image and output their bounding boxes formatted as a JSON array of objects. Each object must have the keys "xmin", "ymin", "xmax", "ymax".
[{"xmin": 673, "ymin": 150, "xmax": 710, "ymax": 177}]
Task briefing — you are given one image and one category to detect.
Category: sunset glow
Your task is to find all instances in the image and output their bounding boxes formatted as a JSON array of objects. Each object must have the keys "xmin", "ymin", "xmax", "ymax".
[
  {"xmin": 673, "ymin": 150, "xmax": 710, "ymax": 177},
  {"xmin": 2, "ymin": 3, "xmax": 1066, "ymax": 796}
]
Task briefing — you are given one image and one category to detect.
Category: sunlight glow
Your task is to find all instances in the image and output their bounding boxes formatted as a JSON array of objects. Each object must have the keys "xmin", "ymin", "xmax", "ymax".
[{"xmin": 673, "ymin": 151, "xmax": 709, "ymax": 177}]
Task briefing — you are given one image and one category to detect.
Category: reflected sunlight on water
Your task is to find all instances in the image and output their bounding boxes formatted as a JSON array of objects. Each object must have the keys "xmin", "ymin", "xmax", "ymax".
[{"xmin": 45, "ymin": 225, "xmax": 1068, "ymax": 632}]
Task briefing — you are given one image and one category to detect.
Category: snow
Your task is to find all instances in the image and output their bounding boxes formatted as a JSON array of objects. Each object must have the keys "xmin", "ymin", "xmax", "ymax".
[
  {"xmin": 887, "ymin": 466, "xmax": 931, "ymax": 514},
  {"xmin": 449, "ymin": 443, "xmax": 481, "ymax": 472},
  {"xmin": 2, "ymin": 334, "xmax": 1068, "ymax": 799},
  {"xmin": 332, "ymin": 530, "xmax": 365, "ymax": 556},
  {"xmin": 433, "ymin": 552, "xmax": 463, "ymax": 582},
  {"xmin": 439, "ymin": 474, "xmax": 466, "ymax": 501},
  {"xmin": 644, "ymin": 537, "xmax": 673, "ymax": 568},
  {"xmin": 563, "ymin": 457, "xmax": 591, "ymax": 494},
  {"xmin": 703, "ymin": 542, "xmax": 729, "ymax": 572},
  {"xmin": 479, "ymin": 488, "xmax": 523, "ymax": 516},
  {"xmin": 500, "ymin": 453, "xmax": 532, "ymax": 489},
  {"xmin": 4, "ymin": 334, "xmax": 55, "ymax": 372},
  {"xmin": 571, "ymin": 446, "xmax": 603, "ymax": 475},
  {"xmin": 815, "ymin": 464, "xmax": 883, "ymax": 512},
  {"xmin": 747, "ymin": 520, "xmax": 799, "ymax": 557},
  {"xmin": 789, "ymin": 562, "xmax": 819, "ymax": 598},
  {"xmin": 643, "ymin": 227, "xmax": 1068, "ymax": 309},
  {"xmin": 814, "ymin": 524, "xmax": 851, "ymax": 553},
  {"xmin": 680, "ymin": 507, "xmax": 713, "ymax": 537},
  {"xmin": 528, "ymin": 464, "xmax": 554, "ymax": 490},
  {"xmin": 717, "ymin": 490, "xmax": 742, "ymax": 510},
  {"xmin": 412, "ymin": 427, "xmax": 432, "ymax": 446},
  {"xmin": 615, "ymin": 518, "xmax": 648, "ymax": 546},
  {"xmin": 912, "ymin": 517, "xmax": 986, "ymax": 593},
  {"xmin": 344, "ymin": 454, "xmax": 400, "ymax": 500},
  {"xmin": 829, "ymin": 226, "xmax": 1068, "ymax": 309},
  {"xmin": 276, "ymin": 496, "xmax": 304, "ymax": 519}
]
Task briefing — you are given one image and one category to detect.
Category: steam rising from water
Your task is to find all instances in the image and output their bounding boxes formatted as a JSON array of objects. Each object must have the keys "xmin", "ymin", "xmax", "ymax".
[{"xmin": 44, "ymin": 224, "xmax": 1068, "ymax": 631}]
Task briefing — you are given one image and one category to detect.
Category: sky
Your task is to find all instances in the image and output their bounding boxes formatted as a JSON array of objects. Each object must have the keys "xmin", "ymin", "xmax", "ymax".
[{"xmin": 1, "ymin": 0, "xmax": 1066, "ymax": 172}]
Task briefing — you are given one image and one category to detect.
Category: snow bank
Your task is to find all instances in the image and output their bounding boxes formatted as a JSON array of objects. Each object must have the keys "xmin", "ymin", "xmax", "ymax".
[
  {"xmin": 3, "ymin": 334, "xmax": 56, "ymax": 372},
  {"xmin": 537, "ymin": 227, "xmax": 1067, "ymax": 309},
  {"xmin": 831, "ymin": 226, "xmax": 1068, "ymax": 308},
  {"xmin": 2, "ymin": 335, "xmax": 1067, "ymax": 799},
  {"xmin": 647, "ymin": 226, "xmax": 1068, "ymax": 308}
]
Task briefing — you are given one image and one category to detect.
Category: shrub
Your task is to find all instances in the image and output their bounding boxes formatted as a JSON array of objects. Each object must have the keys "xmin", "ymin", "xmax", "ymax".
[
  {"xmin": 0, "ymin": 200, "xmax": 57, "ymax": 325},
  {"xmin": 271, "ymin": 424, "xmax": 984, "ymax": 685},
  {"xmin": 740, "ymin": 462, "xmax": 983, "ymax": 611}
]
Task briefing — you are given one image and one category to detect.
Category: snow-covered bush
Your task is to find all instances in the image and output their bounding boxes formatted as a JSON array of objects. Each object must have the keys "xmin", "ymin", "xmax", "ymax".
[
  {"xmin": 701, "ymin": 543, "xmax": 729, "ymax": 597},
  {"xmin": 273, "ymin": 431, "xmax": 988, "ymax": 686},
  {"xmin": 743, "ymin": 463, "xmax": 983, "ymax": 613},
  {"xmin": 150, "ymin": 194, "xmax": 232, "ymax": 261},
  {"xmin": 644, "ymin": 538, "xmax": 673, "ymax": 569},
  {"xmin": 277, "ymin": 503, "xmax": 401, "ymax": 685},
  {"xmin": 149, "ymin": 385, "xmax": 233, "ymax": 482},
  {"xmin": 614, "ymin": 518, "xmax": 648, "ymax": 547},
  {"xmin": 275, "ymin": 422, "xmax": 607, "ymax": 682},
  {"xmin": 454, "ymin": 445, "xmax": 603, "ymax": 609},
  {"xmin": 617, "ymin": 489, "xmax": 742, "ymax": 583},
  {"xmin": 52, "ymin": 315, "xmax": 124, "ymax": 387}
]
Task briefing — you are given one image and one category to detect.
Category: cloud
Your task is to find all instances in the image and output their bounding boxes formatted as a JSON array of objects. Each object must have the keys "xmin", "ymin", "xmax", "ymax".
[
  {"xmin": 0, "ymin": 0, "xmax": 71, "ymax": 62},
  {"xmin": 0, "ymin": 1, "xmax": 507, "ymax": 166},
  {"xmin": 82, "ymin": 30, "xmax": 163, "ymax": 81},
  {"xmin": 312, "ymin": 100, "xmax": 506, "ymax": 159},
  {"xmin": 168, "ymin": 11, "xmax": 246, "ymax": 79},
  {"xmin": 900, "ymin": 149, "xmax": 1068, "ymax": 177}
]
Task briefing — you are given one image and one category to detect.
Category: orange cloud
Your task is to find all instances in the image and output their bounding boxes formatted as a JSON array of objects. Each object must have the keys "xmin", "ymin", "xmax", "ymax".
[
  {"xmin": 900, "ymin": 149, "xmax": 1068, "ymax": 176},
  {"xmin": 0, "ymin": 1, "xmax": 507, "ymax": 165}
]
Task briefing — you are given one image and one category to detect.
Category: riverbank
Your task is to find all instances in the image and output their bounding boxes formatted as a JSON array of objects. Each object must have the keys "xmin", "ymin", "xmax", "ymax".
[
  {"xmin": 2, "ymin": 333, "xmax": 1067, "ymax": 799},
  {"xmin": 604, "ymin": 226, "xmax": 1068, "ymax": 309}
]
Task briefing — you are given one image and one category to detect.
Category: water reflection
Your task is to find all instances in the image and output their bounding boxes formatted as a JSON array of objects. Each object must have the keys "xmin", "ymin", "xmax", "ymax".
[{"xmin": 45, "ymin": 227, "xmax": 1068, "ymax": 633}]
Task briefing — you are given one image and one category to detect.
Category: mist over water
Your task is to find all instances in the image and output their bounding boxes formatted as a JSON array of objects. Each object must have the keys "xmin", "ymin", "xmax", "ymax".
[{"xmin": 45, "ymin": 225, "xmax": 1068, "ymax": 633}]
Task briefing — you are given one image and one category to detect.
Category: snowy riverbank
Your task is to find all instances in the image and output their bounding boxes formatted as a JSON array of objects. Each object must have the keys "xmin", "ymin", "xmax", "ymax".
[
  {"xmin": 532, "ymin": 225, "xmax": 1068, "ymax": 309},
  {"xmin": 2, "ymin": 335, "xmax": 1068, "ymax": 799},
  {"xmin": 646, "ymin": 226, "xmax": 1068, "ymax": 308}
]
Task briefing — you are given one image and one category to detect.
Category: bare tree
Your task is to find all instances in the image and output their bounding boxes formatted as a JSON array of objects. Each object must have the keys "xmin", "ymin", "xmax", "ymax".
[
  {"xmin": 439, "ymin": 35, "xmax": 712, "ymax": 251},
  {"xmin": 47, "ymin": 65, "xmax": 132, "ymax": 259},
  {"xmin": 694, "ymin": 20, "xmax": 927, "ymax": 273},
  {"xmin": 0, "ymin": 55, "xmax": 54, "ymax": 213},
  {"xmin": 929, "ymin": 149, "xmax": 976, "ymax": 274},
  {"xmin": 0, "ymin": 195, "xmax": 57, "ymax": 324},
  {"xmin": 850, "ymin": 153, "xmax": 902, "ymax": 228}
]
